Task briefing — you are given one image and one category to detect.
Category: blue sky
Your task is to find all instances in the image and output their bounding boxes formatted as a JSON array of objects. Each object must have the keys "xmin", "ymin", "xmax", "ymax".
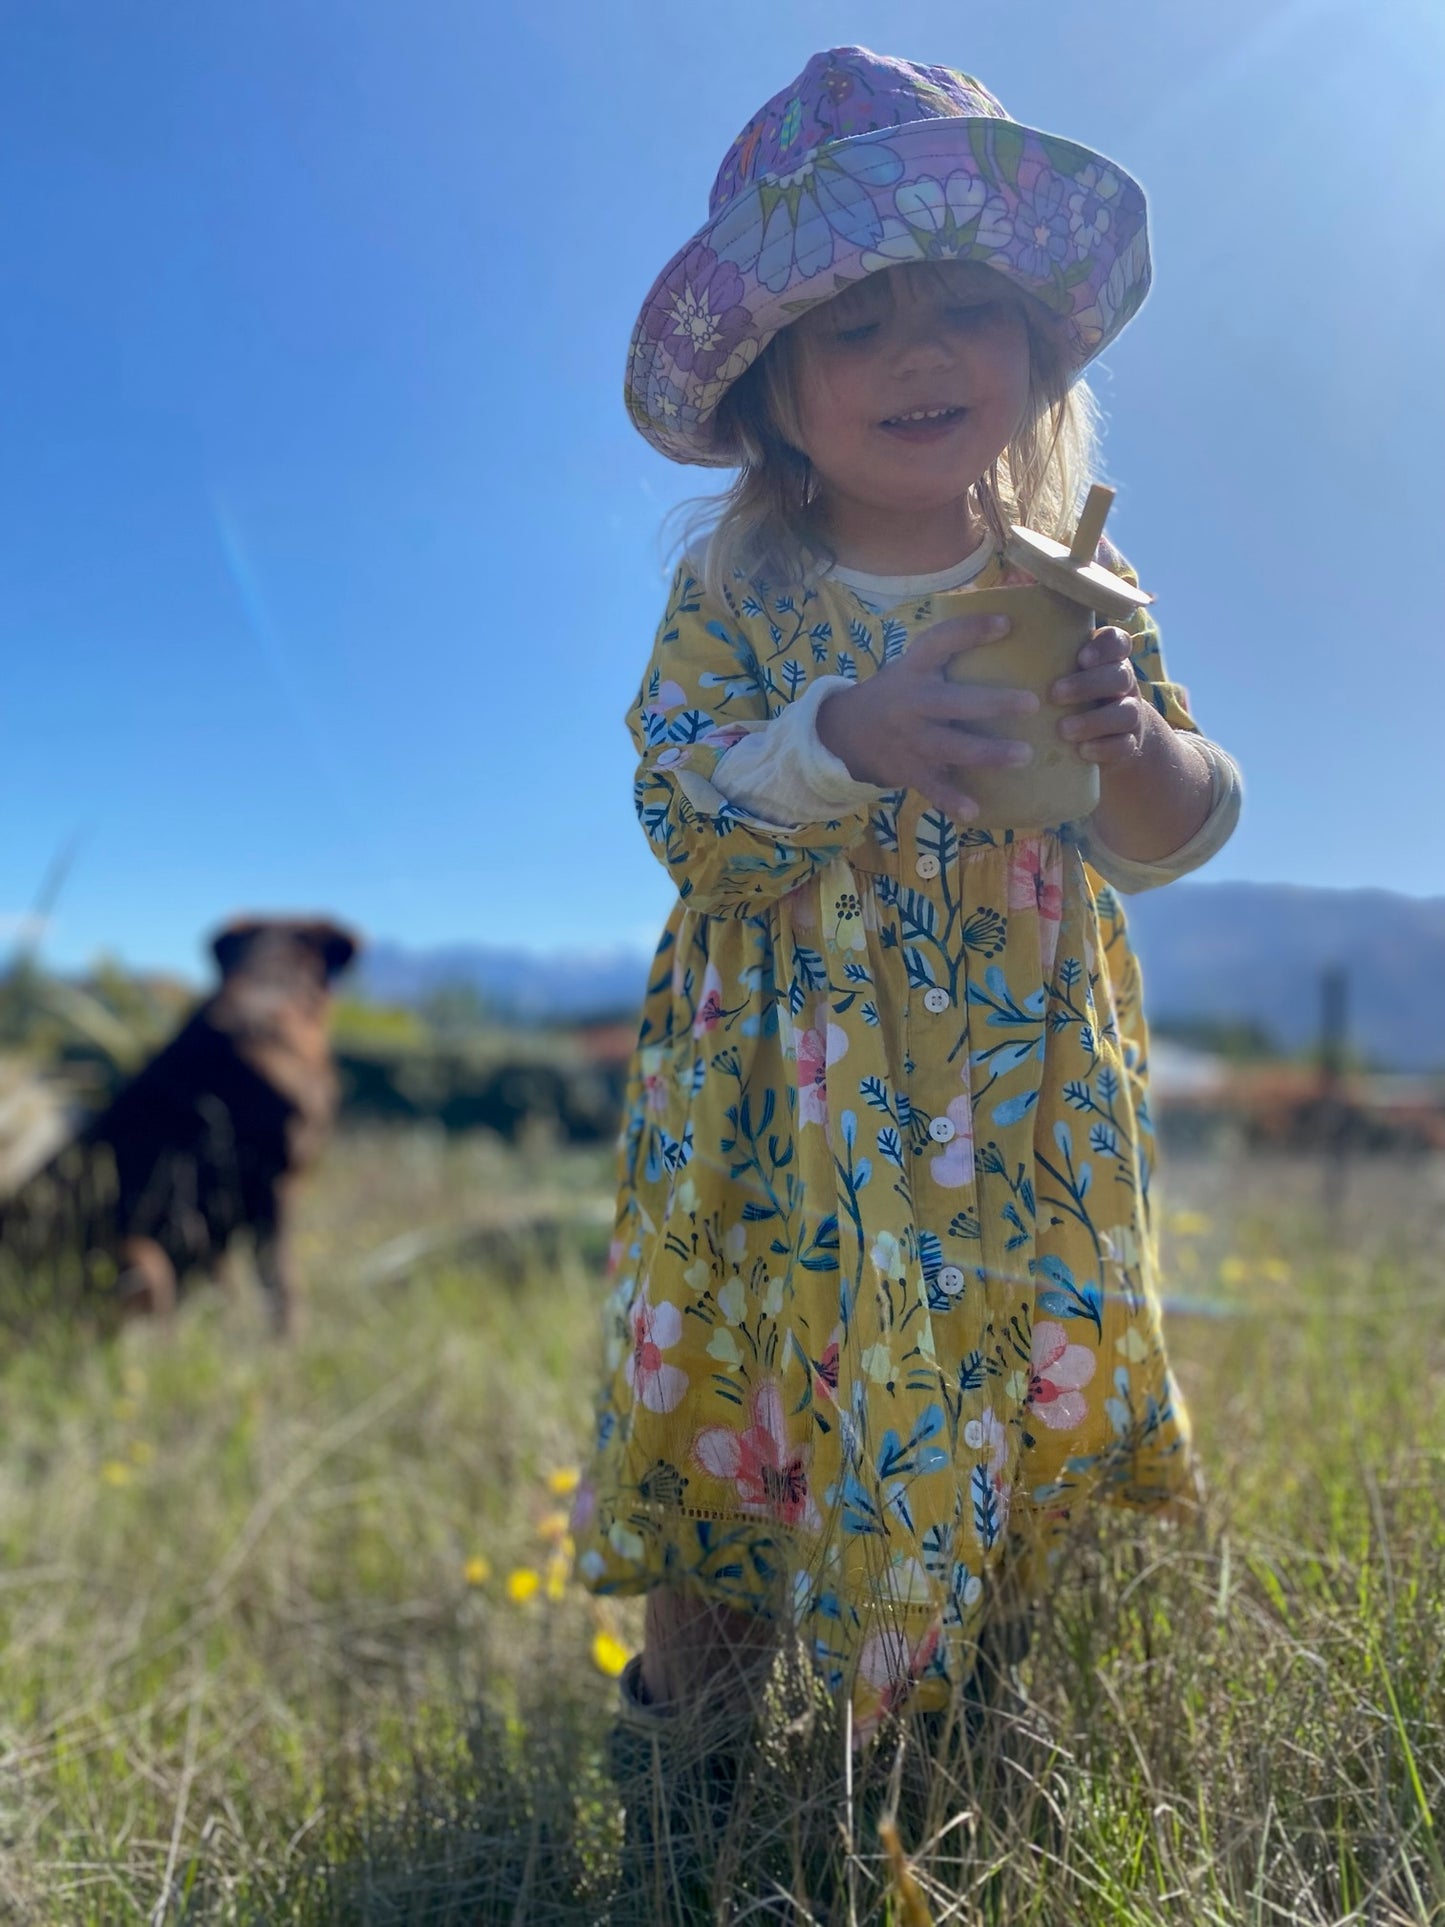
[{"xmin": 2, "ymin": 0, "xmax": 1441, "ymax": 978}]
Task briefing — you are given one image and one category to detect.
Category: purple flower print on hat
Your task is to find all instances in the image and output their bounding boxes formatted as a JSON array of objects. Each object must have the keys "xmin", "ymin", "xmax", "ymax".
[
  {"xmin": 644, "ymin": 245, "xmax": 755, "ymax": 383},
  {"xmin": 861, "ymin": 171, "xmax": 1013, "ymax": 271},
  {"xmin": 712, "ymin": 140, "xmax": 905, "ymax": 294},
  {"xmin": 1067, "ymin": 165, "xmax": 1120, "ymax": 257},
  {"xmin": 1011, "ymin": 175, "xmax": 1074, "ymax": 280}
]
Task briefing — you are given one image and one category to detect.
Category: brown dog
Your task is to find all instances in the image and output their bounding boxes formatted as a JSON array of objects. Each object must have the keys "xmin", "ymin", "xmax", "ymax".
[{"xmin": 0, "ymin": 916, "xmax": 358, "ymax": 1336}]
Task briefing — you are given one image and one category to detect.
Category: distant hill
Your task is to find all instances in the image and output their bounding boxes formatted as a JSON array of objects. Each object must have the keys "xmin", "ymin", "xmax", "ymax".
[
  {"xmin": 359, "ymin": 941, "xmax": 652, "ymax": 1024},
  {"xmin": 1124, "ymin": 882, "xmax": 1445, "ymax": 1071},
  {"xmin": 358, "ymin": 882, "xmax": 1445, "ymax": 1071}
]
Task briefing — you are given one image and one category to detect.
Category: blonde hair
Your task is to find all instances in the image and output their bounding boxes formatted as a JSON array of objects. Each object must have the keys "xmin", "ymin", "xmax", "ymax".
[{"xmin": 674, "ymin": 267, "xmax": 1101, "ymax": 604}]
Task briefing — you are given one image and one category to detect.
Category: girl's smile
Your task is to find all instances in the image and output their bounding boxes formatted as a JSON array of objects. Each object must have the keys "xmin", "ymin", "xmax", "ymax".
[{"xmin": 877, "ymin": 403, "xmax": 971, "ymax": 442}]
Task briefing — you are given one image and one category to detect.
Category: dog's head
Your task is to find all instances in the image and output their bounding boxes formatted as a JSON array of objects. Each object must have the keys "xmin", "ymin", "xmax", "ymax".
[{"xmin": 210, "ymin": 917, "xmax": 361, "ymax": 989}]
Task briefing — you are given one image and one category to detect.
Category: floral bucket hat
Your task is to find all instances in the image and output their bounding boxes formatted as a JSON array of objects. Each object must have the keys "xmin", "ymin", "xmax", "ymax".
[{"xmin": 628, "ymin": 45, "xmax": 1152, "ymax": 466}]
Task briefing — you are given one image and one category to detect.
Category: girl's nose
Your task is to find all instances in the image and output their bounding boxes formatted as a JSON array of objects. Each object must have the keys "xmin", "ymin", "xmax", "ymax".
[{"xmin": 889, "ymin": 313, "xmax": 956, "ymax": 373}]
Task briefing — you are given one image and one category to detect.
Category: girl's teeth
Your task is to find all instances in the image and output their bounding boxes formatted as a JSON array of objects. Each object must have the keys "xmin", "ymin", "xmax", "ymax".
[{"xmin": 890, "ymin": 407, "xmax": 957, "ymax": 423}]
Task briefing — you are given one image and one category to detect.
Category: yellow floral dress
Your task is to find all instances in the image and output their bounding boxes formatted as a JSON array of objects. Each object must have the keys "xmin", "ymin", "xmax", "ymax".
[{"xmin": 573, "ymin": 542, "xmax": 1198, "ymax": 1731}]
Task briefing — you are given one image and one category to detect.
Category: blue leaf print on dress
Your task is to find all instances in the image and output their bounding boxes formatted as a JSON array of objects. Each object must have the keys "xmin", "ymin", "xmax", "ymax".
[
  {"xmin": 904, "ymin": 948, "xmax": 937, "ymax": 989},
  {"xmin": 898, "ymin": 890, "xmax": 937, "ymax": 943},
  {"xmin": 839, "ymin": 1470, "xmax": 886, "ymax": 1536},
  {"xmin": 971, "ymin": 1464, "xmax": 1001, "ymax": 1549},
  {"xmin": 992, "ymin": 1090, "xmax": 1039, "ymax": 1127},
  {"xmin": 1032, "ymin": 1254, "xmax": 1103, "ymax": 1334}
]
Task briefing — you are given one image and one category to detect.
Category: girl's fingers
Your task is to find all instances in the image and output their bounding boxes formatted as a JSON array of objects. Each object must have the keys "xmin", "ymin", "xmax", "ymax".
[
  {"xmin": 919, "ymin": 722, "xmax": 1033, "ymax": 769},
  {"xmin": 1051, "ymin": 659, "xmax": 1136, "ymax": 704},
  {"xmin": 932, "ymin": 681, "xmax": 1039, "ymax": 724},
  {"xmin": 907, "ymin": 612, "xmax": 1011, "ymax": 671},
  {"xmin": 1080, "ymin": 626, "xmax": 1133, "ymax": 665},
  {"xmin": 1061, "ymin": 697, "xmax": 1145, "ymax": 753},
  {"xmin": 917, "ymin": 773, "xmax": 980, "ymax": 822}
]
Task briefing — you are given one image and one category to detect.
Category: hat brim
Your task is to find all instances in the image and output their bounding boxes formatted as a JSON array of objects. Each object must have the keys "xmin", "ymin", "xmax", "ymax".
[{"xmin": 628, "ymin": 115, "xmax": 1150, "ymax": 466}]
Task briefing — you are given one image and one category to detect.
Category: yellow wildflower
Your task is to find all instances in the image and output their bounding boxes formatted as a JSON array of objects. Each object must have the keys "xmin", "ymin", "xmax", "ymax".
[
  {"xmin": 591, "ymin": 1631, "xmax": 631, "ymax": 1678},
  {"xmin": 545, "ymin": 1467, "xmax": 580, "ymax": 1497},
  {"xmin": 1168, "ymin": 1210, "xmax": 1211, "ymax": 1237},
  {"xmin": 463, "ymin": 1555, "xmax": 492, "ymax": 1587},
  {"xmin": 537, "ymin": 1509, "xmax": 572, "ymax": 1543},
  {"xmin": 100, "ymin": 1461, "xmax": 132, "ymax": 1488},
  {"xmin": 1219, "ymin": 1256, "xmax": 1249, "ymax": 1287},
  {"xmin": 506, "ymin": 1567, "xmax": 541, "ymax": 1604},
  {"xmin": 128, "ymin": 1439, "xmax": 155, "ymax": 1466},
  {"xmin": 1260, "ymin": 1258, "xmax": 1291, "ymax": 1285}
]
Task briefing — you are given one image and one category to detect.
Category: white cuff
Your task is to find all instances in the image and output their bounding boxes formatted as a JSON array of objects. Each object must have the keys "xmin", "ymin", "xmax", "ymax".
[
  {"xmin": 1082, "ymin": 738, "xmax": 1242, "ymax": 894},
  {"xmin": 710, "ymin": 676, "xmax": 890, "ymax": 827}
]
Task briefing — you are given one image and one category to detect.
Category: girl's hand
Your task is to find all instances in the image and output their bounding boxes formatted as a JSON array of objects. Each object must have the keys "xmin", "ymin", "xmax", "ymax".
[
  {"xmin": 817, "ymin": 613, "xmax": 1037, "ymax": 823},
  {"xmin": 1051, "ymin": 626, "xmax": 1148, "ymax": 764}
]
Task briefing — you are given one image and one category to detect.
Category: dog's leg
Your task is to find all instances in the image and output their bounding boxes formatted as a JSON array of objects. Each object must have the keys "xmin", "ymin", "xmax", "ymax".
[
  {"xmin": 115, "ymin": 1237, "xmax": 177, "ymax": 1319},
  {"xmin": 252, "ymin": 1185, "xmax": 298, "ymax": 1338},
  {"xmin": 210, "ymin": 1245, "xmax": 237, "ymax": 1296}
]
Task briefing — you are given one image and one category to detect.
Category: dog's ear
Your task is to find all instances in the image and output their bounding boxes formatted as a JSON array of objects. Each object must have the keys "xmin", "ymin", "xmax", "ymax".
[
  {"xmin": 211, "ymin": 920, "xmax": 263, "ymax": 978},
  {"xmin": 311, "ymin": 922, "xmax": 359, "ymax": 981}
]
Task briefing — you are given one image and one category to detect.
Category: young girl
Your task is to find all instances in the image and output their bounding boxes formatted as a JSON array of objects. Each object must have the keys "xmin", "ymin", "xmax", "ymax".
[{"xmin": 574, "ymin": 44, "xmax": 1239, "ymax": 1777}]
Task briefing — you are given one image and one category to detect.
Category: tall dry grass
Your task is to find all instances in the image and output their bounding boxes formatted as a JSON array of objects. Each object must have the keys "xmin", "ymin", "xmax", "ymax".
[{"xmin": 0, "ymin": 1130, "xmax": 1440, "ymax": 1924}]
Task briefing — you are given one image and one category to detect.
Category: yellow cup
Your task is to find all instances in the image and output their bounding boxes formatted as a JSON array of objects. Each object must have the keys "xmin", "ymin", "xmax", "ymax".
[{"xmin": 932, "ymin": 584, "xmax": 1099, "ymax": 830}]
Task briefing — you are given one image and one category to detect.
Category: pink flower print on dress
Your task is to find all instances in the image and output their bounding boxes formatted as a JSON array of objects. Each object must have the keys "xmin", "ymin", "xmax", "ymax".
[
  {"xmin": 692, "ymin": 961, "xmax": 725, "ymax": 1038},
  {"xmin": 625, "ymin": 1290, "xmax": 690, "ymax": 1414},
  {"xmin": 853, "ymin": 1618, "xmax": 942, "ymax": 1741},
  {"xmin": 691, "ymin": 1379, "xmax": 821, "ymax": 1529},
  {"xmin": 638, "ymin": 1044, "xmax": 667, "ymax": 1115},
  {"xmin": 701, "ymin": 721, "xmax": 753, "ymax": 754},
  {"xmin": 1008, "ymin": 837, "xmax": 1065, "ymax": 976},
  {"xmin": 929, "ymin": 1094, "xmax": 975, "ymax": 1188},
  {"xmin": 1029, "ymin": 1319, "xmax": 1097, "ymax": 1431},
  {"xmin": 795, "ymin": 1013, "xmax": 848, "ymax": 1129},
  {"xmin": 813, "ymin": 1324, "xmax": 842, "ymax": 1404},
  {"xmin": 644, "ymin": 679, "xmax": 688, "ymax": 717}
]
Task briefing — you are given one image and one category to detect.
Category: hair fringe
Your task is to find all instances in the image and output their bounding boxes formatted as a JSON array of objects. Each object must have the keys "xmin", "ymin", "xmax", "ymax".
[{"xmin": 664, "ymin": 292, "xmax": 1103, "ymax": 604}]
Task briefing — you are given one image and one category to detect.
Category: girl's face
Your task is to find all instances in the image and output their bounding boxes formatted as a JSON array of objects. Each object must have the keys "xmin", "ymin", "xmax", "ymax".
[{"xmin": 788, "ymin": 262, "xmax": 1034, "ymax": 546}]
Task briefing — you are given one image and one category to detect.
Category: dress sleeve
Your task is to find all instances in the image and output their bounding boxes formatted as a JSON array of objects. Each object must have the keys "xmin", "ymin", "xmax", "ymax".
[
  {"xmin": 1100, "ymin": 540, "xmax": 1198, "ymax": 735},
  {"xmin": 631, "ymin": 565, "xmax": 877, "ymax": 917},
  {"xmin": 1077, "ymin": 538, "xmax": 1241, "ymax": 892}
]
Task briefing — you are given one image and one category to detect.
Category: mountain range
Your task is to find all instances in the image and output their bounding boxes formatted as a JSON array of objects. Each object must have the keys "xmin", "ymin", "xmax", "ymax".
[{"xmin": 357, "ymin": 882, "xmax": 1445, "ymax": 1072}]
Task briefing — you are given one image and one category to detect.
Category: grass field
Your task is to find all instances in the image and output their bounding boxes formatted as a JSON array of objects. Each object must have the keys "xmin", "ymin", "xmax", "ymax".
[{"xmin": 0, "ymin": 1129, "xmax": 1441, "ymax": 1925}]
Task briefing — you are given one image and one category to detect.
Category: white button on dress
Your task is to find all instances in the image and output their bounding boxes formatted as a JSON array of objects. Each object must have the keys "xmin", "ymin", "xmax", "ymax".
[
  {"xmin": 963, "ymin": 1415, "xmax": 985, "ymax": 1445},
  {"xmin": 940, "ymin": 1266, "xmax": 967, "ymax": 1296},
  {"xmin": 922, "ymin": 987, "xmax": 951, "ymax": 1013},
  {"xmin": 928, "ymin": 1116, "xmax": 956, "ymax": 1144},
  {"xmin": 915, "ymin": 853, "xmax": 941, "ymax": 879}
]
